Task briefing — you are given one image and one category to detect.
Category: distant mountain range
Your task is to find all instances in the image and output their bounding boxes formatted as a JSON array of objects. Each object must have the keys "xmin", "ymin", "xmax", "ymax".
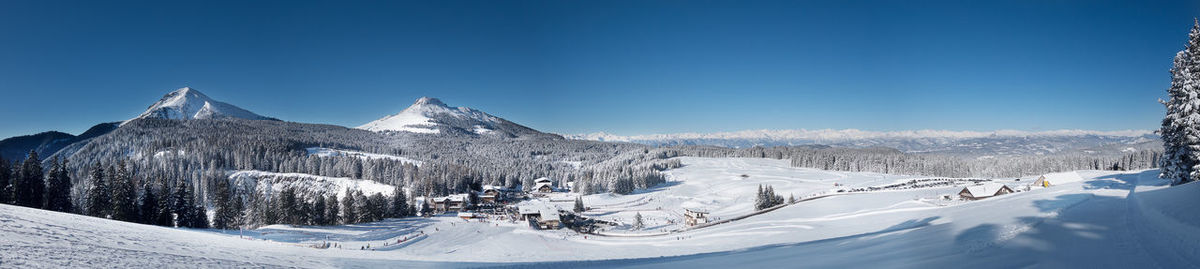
[
  {"xmin": 569, "ymin": 129, "xmax": 1161, "ymax": 157},
  {"xmin": 0, "ymin": 86, "xmax": 1160, "ymax": 162},
  {"xmin": 1, "ymin": 87, "xmax": 563, "ymax": 162}
]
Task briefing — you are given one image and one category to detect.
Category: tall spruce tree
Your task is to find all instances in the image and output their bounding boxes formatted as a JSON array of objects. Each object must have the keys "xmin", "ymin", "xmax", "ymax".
[
  {"xmin": 389, "ymin": 185, "xmax": 408, "ymax": 218},
  {"xmin": 172, "ymin": 181, "xmax": 196, "ymax": 227},
  {"xmin": 14, "ymin": 150, "xmax": 45, "ymax": 208},
  {"xmin": 0, "ymin": 157, "xmax": 11, "ymax": 204},
  {"xmin": 1161, "ymin": 19, "xmax": 1200, "ymax": 185},
  {"xmin": 340, "ymin": 190, "xmax": 356, "ymax": 224},
  {"xmin": 44, "ymin": 158, "xmax": 73, "ymax": 213},
  {"xmin": 211, "ymin": 177, "xmax": 236, "ymax": 229},
  {"xmin": 86, "ymin": 163, "xmax": 110, "ymax": 217},
  {"xmin": 138, "ymin": 183, "xmax": 160, "ymax": 225},
  {"xmin": 110, "ymin": 161, "xmax": 138, "ymax": 221}
]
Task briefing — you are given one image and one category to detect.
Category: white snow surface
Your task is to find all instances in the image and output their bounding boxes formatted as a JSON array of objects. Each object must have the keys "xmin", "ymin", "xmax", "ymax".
[
  {"xmin": 228, "ymin": 170, "xmax": 394, "ymax": 199},
  {"xmin": 305, "ymin": 147, "xmax": 424, "ymax": 166},
  {"xmin": 124, "ymin": 87, "xmax": 272, "ymax": 125},
  {"xmin": 357, "ymin": 97, "xmax": 502, "ymax": 134},
  {"xmin": 4, "ymin": 157, "xmax": 1199, "ymax": 268}
]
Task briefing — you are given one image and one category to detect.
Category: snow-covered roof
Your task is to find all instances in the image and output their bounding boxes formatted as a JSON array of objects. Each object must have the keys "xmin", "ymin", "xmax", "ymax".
[
  {"xmin": 1039, "ymin": 172, "xmax": 1084, "ymax": 184},
  {"xmin": 539, "ymin": 209, "xmax": 560, "ymax": 221},
  {"xmin": 534, "ymin": 177, "xmax": 552, "ymax": 184},
  {"xmin": 533, "ymin": 182, "xmax": 553, "ymax": 190},
  {"xmin": 433, "ymin": 194, "xmax": 467, "ymax": 202},
  {"xmin": 482, "ymin": 185, "xmax": 499, "ymax": 191},
  {"xmin": 963, "ymin": 183, "xmax": 1011, "ymax": 198}
]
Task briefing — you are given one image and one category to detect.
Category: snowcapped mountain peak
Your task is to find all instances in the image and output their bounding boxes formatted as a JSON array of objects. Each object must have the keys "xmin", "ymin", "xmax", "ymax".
[
  {"xmin": 357, "ymin": 97, "xmax": 561, "ymax": 139},
  {"xmin": 412, "ymin": 96, "xmax": 447, "ymax": 107},
  {"xmin": 124, "ymin": 87, "xmax": 275, "ymax": 125}
]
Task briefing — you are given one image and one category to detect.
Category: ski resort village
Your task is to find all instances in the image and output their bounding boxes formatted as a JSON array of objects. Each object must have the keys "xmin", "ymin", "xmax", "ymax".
[{"xmin": 2, "ymin": 1, "xmax": 1200, "ymax": 268}]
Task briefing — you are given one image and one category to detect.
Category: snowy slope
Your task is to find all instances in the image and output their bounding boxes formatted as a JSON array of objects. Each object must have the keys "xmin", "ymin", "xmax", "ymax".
[
  {"xmin": 3, "ymin": 158, "xmax": 1198, "ymax": 268},
  {"xmin": 228, "ymin": 171, "xmax": 395, "ymax": 199},
  {"xmin": 306, "ymin": 147, "xmax": 424, "ymax": 166},
  {"xmin": 358, "ymin": 97, "xmax": 559, "ymax": 139},
  {"xmin": 125, "ymin": 87, "xmax": 275, "ymax": 125}
]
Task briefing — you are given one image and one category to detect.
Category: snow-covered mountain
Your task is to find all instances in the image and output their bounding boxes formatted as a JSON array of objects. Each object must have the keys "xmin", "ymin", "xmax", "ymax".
[
  {"xmin": 570, "ymin": 129, "xmax": 1160, "ymax": 156},
  {"xmin": 125, "ymin": 87, "xmax": 276, "ymax": 124},
  {"xmin": 358, "ymin": 97, "xmax": 561, "ymax": 139}
]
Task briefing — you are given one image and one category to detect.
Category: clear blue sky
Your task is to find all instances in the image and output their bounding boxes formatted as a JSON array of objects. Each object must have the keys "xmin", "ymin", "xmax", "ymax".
[{"xmin": 1, "ymin": 0, "xmax": 1197, "ymax": 138}]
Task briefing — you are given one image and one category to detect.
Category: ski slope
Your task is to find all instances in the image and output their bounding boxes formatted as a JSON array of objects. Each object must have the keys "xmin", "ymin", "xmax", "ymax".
[{"xmin": 2, "ymin": 157, "xmax": 1198, "ymax": 268}]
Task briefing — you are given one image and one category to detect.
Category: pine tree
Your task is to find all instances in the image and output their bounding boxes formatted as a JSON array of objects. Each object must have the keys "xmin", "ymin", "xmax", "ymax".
[
  {"xmin": 172, "ymin": 181, "xmax": 197, "ymax": 227},
  {"xmin": 86, "ymin": 163, "xmax": 111, "ymax": 217},
  {"xmin": 574, "ymin": 197, "xmax": 585, "ymax": 213},
  {"xmin": 44, "ymin": 158, "xmax": 73, "ymax": 212},
  {"xmin": 154, "ymin": 185, "xmax": 174, "ymax": 226},
  {"xmin": 340, "ymin": 190, "xmax": 356, "ymax": 224},
  {"xmin": 389, "ymin": 185, "xmax": 408, "ymax": 218},
  {"xmin": 324, "ymin": 194, "xmax": 339, "ymax": 225},
  {"xmin": 754, "ymin": 184, "xmax": 766, "ymax": 210},
  {"xmin": 632, "ymin": 212, "xmax": 644, "ymax": 230},
  {"xmin": 277, "ymin": 187, "xmax": 298, "ymax": 225},
  {"xmin": 110, "ymin": 162, "xmax": 138, "ymax": 221},
  {"xmin": 189, "ymin": 204, "xmax": 210, "ymax": 228},
  {"xmin": 13, "ymin": 150, "xmax": 45, "ymax": 208},
  {"xmin": 313, "ymin": 194, "xmax": 327, "ymax": 225},
  {"xmin": 0, "ymin": 157, "xmax": 12, "ymax": 204},
  {"xmin": 1160, "ymin": 19, "xmax": 1200, "ymax": 185},
  {"xmin": 212, "ymin": 177, "xmax": 236, "ymax": 229},
  {"xmin": 138, "ymin": 183, "xmax": 160, "ymax": 225},
  {"xmin": 368, "ymin": 193, "xmax": 386, "ymax": 222}
]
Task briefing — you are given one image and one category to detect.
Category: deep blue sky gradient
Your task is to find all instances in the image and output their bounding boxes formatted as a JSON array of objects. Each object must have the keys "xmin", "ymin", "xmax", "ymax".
[{"xmin": 1, "ymin": 0, "xmax": 1197, "ymax": 138}]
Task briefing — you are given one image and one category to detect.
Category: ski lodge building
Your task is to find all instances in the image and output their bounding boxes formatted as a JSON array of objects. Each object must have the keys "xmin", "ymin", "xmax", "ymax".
[{"xmin": 958, "ymin": 183, "xmax": 1015, "ymax": 200}]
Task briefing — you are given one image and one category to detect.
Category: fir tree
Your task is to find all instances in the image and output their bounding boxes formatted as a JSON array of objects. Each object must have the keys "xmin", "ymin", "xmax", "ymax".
[
  {"xmin": 43, "ymin": 158, "xmax": 73, "ymax": 213},
  {"xmin": 389, "ymin": 185, "xmax": 408, "ymax": 218},
  {"xmin": 313, "ymin": 194, "xmax": 327, "ymax": 225},
  {"xmin": 110, "ymin": 161, "xmax": 138, "ymax": 221},
  {"xmin": 340, "ymin": 190, "xmax": 356, "ymax": 224},
  {"xmin": 277, "ymin": 187, "xmax": 298, "ymax": 225},
  {"xmin": 212, "ymin": 177, "xmax": 237, "ymax": 229},
  {"xmin": 86, "ymin": 163, "xmax": 111, "ymax": 217},
  {"xmin": 138, "ymin": 183, "xmax": 160, "ymax": 225},
  {"xmin": 0, "ymin": 157, "xmax": 12, "ymax": 204},
  {"xmin": 1160, "ymin": 19, "xmax": 1200, "ymax": 185},
  {"xmin": 172, "ymin": 181, "xmax": 197, "ymax": 227},
  {"xmin": 324, "ymin": 194, "xmax": 339, "ymax": 225},
  {"xmin": 632, "ymin": 212, "xmax": 644, "ymax": 230},
  {"xmin": 13, "ymin": 150, "xmax": 45, "ymax": 208}
]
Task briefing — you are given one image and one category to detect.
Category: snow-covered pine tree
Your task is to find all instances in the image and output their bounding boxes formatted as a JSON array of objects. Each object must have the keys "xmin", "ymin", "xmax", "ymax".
[
  {"xmin": 211, "ymin": 176, "xmax": 236, "ymax": 229},
  {"xmin": 390, "ymin": 185, "xmax": 407, "ymax": 218},
  {"xmin": 632, "ymin": 212, "xmax": 644, "ymax": 230},
  {"xmin": 110, "ymin": 161, "xmax": 138, "ymax": 222},
  {"xmin": 574, "ymin": 197, "xmax": 585, "ymax": 213},
  {"xmin": 171, "ymin": 180, "xmax": 197, "ymax": 227},
  {"xmin": 86, "ymin": 163, "xmax": 110, "ymax": 217},
  {"xmin": 324, "ymin": 194, "xmax": 339, "ymax": 225},
  {"xmin": 340, "ymin": 189, "xmax": 356, "ymax": 224},
  {"xmin": 1161, "ymin": 19, "xmax": 1200, "ymax": 185}
]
